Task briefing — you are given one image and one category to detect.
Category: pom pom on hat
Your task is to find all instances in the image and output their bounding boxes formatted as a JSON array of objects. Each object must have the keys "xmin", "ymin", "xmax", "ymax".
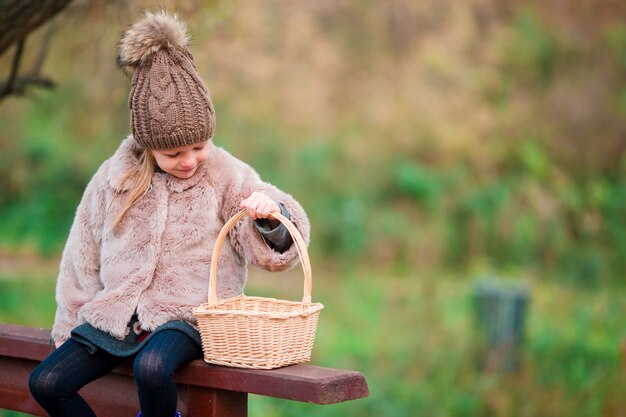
[
  {"xmin": 118, "ymin": 11, "xmax": 190, "ymax": 72},
  {"xmin": 118, "ymin": 11, "xmax": 215, "ymax": 150}
]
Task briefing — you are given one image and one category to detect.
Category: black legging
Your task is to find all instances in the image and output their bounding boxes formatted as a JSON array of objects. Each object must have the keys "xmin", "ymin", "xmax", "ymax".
[{"xmin": 29, "ymin": 330, "xmax": 202, "ymax": 417}]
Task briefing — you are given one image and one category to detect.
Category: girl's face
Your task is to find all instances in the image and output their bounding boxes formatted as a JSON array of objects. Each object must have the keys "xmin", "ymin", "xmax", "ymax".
[{"xmin": 151, "ymin": 141, "xmax": 210, "ymax": 179}]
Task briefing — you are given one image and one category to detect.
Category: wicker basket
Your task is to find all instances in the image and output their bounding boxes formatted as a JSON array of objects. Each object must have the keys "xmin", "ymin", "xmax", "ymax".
[{"xmin": 193, "ymin": 209, "xmax": 324, "ymax": 369}]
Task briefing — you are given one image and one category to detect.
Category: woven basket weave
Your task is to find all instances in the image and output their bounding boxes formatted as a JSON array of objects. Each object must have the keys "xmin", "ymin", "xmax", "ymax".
[{"xmin": 193, "ymin": 209, "xmax": 324, "ymax": 369}]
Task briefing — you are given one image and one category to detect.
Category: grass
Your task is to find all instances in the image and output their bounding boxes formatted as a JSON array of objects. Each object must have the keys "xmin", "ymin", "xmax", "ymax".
[{"xmin": 2, "ymin": 259, "xmax": 626, "ymax": 417}]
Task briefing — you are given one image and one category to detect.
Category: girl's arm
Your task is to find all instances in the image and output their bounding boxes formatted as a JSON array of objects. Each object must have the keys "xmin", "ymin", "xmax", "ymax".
[
  {"xmin": 51, "ymin": 170, "xmax": 106, "ymax": 345},
  {"xmin": 216, "ymin": 149, "xmax": 310, "ymax": 272}
]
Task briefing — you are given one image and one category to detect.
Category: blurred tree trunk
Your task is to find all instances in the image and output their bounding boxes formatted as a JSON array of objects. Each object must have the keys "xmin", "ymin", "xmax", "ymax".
[{"xmin": 0, "ymin": 0, "xmax": 73, "ymax": 56}]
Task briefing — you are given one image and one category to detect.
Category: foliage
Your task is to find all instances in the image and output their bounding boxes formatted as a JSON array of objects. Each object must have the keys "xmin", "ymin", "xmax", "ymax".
[{"xmin": 1, "ymin": 2, "xmax": 625, "ymax": 283}]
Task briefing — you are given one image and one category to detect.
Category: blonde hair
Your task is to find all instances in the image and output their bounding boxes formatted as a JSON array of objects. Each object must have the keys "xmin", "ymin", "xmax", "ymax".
[{"xmin": 110, "ymin": 149, "xmax": 155, "ymax": 231}]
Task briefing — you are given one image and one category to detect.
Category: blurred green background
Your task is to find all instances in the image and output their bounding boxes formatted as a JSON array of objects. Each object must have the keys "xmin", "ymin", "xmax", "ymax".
[{"xmin": 1, "ymin": 1, "xmax": 626, "ymax": 416}]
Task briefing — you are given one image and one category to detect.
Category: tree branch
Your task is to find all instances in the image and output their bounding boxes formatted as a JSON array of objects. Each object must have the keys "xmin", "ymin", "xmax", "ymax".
[
  {"xmin": 32, "ymin": 21, "xmax": 57, "ymax": 76},
  {"xmin": 0, "ymin": 0, "xmax": 74, "ymax": 57},
  {"xmin": 0, "ymin": 34, "xmax": 56, "ymax": 100},
  {"xmin": 6, "ymin": 37, "xmax": 25, "ymax": 92},
  {"xmin": 0, "ymin": 75, "xmax": 56, "ymax": 100}
]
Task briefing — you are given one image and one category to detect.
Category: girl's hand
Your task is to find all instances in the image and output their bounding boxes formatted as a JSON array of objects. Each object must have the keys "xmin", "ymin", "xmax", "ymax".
[{"xmin": 240, "ymin": 191, "xmax": 280, "ymax": 220}]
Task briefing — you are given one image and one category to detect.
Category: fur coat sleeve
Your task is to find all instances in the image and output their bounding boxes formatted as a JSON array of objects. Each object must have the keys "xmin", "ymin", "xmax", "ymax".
[
  {"xmin": 51, "ymin": 165, "xmax": 107, "ymax": 344},
  {"xmin": 212, "ymin": 147, "xmax": 310, "ymax": 272}
]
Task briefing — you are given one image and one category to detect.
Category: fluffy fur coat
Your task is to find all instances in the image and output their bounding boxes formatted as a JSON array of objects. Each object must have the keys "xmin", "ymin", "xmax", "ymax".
[{"xmin": 51, "ymin": 137, "xmax": 309, "ymax": 343}]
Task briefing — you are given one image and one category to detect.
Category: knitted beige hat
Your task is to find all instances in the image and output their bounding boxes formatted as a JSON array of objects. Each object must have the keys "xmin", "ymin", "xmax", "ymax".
[{"xmin": 118, "ymin": 11, "xmax": 215, "ymax": 150}]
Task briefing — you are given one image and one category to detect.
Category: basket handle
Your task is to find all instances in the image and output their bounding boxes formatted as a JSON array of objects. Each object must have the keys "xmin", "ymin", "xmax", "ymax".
[{"xmin": 208, "ymin": 209, "xmax": 313, "ymax": 306}]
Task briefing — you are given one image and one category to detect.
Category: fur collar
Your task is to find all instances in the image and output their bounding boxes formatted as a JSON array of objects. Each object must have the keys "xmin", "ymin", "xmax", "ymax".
[{"xmin": 107, "ymin": 136, "xmax": 213, "ymax": 193}]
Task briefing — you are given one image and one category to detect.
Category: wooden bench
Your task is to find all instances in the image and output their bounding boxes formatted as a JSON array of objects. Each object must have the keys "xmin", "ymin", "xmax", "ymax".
[{"xmin": 0, "ymin": 323, "xmax": 368, "ymax": 416}]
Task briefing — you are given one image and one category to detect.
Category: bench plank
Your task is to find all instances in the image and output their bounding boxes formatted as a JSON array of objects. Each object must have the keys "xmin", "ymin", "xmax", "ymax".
[{"xmin": 0, "ymin": 323, "xmax": 368, "ymax": 414}]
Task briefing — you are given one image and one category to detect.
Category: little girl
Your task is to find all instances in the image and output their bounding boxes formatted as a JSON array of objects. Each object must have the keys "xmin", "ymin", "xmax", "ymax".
[{"xmin": 28, "ymin": 11, "xmax": 309, "ymax": 417}]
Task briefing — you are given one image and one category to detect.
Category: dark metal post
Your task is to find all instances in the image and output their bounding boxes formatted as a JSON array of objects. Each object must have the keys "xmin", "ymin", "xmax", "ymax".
[{"xmin": 473, "ymin": 278, "xmax": 529, "ymax": 372}]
